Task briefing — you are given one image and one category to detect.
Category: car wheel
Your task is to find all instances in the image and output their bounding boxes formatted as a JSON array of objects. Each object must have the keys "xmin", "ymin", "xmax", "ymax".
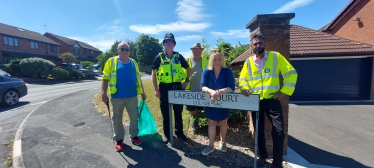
[{"xmin": 2, "ymin": 90, "xmax": 19, "ymax": 106}]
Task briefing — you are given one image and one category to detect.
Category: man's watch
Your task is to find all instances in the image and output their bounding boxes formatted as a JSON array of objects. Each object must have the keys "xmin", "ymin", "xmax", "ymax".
[{"xmin": 185, "ymin": 78, "xmax": 190, "ymax": 82}]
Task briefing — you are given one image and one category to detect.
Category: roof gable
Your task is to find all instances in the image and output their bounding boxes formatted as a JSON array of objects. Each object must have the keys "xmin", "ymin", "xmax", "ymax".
[
  {"xmin": 0, "ymin": 22, "xmax": 60, "ymax": 45},
  {"xmin": 44, "ymin": 33, "xmax": 102, "ymax": 52},
  {"xmin": 319, "ymin": 0, "xmax": 359, "ymax": 32}
]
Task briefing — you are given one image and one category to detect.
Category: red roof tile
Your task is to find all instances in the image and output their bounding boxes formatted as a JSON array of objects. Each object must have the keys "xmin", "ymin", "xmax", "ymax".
[
  {"xmin": 0, "ymin": 23, "xmax": 60, "ymax": 45},
  {"xmin": 230, "ymin": 24, "xmax": 374, "ymax": 64},
  {"xmin": 44, "ymin": 33, "xmax": 102, "ymax": 52}
]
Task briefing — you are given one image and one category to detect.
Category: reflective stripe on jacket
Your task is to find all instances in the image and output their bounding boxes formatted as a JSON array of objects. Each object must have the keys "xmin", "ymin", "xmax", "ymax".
[
  {"xmin": 102, "ymin": 56, "xmax": 143, "ymax": 94},
  {"xmin": 239, "ymin": 51, "xmax": 297, "ymax": 100}
]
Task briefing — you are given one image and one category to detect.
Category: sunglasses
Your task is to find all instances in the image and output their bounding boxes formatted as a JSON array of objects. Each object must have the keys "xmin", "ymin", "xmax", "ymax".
[
  {"xmin": 212, "ymin": 49, "xmax": 222, "ymax": 53},
  {"xmin": 164, "ymin": 40, "xmax": 174, "ymax": 44},
  {"xmin": 120, "ymin": 48, "xmax": 130, "ymax": 52}
]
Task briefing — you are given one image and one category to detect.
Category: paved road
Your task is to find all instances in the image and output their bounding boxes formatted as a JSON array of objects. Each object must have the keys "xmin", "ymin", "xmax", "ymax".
[
  {"xmin": 288, "ymin": 102, "xmax": 374, "ymax": 168},
  {"xmin": 20, "ymin": 89, "xmax": 225, "ymax": 168},
  {"xmin": 0, "ymin": 79, "xmax": 102, "ymax": 167}
]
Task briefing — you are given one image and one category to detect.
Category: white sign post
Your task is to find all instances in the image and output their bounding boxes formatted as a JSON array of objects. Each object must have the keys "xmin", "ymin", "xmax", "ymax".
[{"xmin": 168, "ymin": 90, "xmax": 260, "ymax": 167}]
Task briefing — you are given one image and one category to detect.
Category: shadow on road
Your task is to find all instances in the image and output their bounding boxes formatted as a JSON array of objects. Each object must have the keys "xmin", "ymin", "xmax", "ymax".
[
  {"xmin": 0, "ymin": 101, "xmax": 30, "ymax": 113},
  {"xmin": 288, "ymin": 135, "xmax": 371, "ymax": 168}
]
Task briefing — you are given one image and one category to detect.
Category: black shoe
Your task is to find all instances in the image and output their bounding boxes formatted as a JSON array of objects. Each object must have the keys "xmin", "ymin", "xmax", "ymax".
[
  {"xmin": 162, "ymin": 136, "xmax": 169, "ymax": 143},
  {"xmin": 176, "ymin": 133, "xmax": 188, "ymax": 141}
]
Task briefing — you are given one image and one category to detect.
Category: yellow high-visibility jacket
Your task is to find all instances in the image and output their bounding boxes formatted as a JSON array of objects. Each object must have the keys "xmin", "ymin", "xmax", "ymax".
[
  {"xmin": 102, "ymin": 56, "xmax": 143, "ymax": 94},
  {"xmin": 182, "ymin": 57, "xmax": 208, "ymax": 90},
  {"xmin": 239, "ymin": 51, "xmax": 297, "ymax": 100},
  {"xmin": 156, "ymin": 52, "xmax": 186, "ymax": 83}
]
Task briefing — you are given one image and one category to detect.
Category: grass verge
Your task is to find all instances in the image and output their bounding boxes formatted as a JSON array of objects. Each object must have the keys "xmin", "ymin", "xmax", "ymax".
[
  {"xmin": 92, "ymin": 79, "xmax": 194, "ymax": 138},
  {"xmin": 6, "ymin": 137, "xmax": 14, "ymax": 167}
]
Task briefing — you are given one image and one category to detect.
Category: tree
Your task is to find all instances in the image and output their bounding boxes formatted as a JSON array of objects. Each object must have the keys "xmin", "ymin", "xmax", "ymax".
[
  {"xmin": 97, "ymin": 52, "xmax": 113, "ymax": 71},
  {"xmin": 201, "ymin": 37, "xmax": 213, "ymax": 60},
  {"xmin": 228, "ymin": 41, "xmax": 249, "ymax": 65},
  {"xmin": 81, "ymin": 61, "xmax": 94, "ymax": 70},
  {"xmin": 126, "ymin": 39, "xmax": 138, "ymax": 61},
  {"xmin": 136, "ymin": 34, "xmax": 162, "ymax": 66},
  {"xmin": 59, "ymin": 52, "xmax": 77, "ymax": 65}
]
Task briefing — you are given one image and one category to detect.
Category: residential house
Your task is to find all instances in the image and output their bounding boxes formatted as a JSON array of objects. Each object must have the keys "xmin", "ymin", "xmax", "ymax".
[
  {"xmin": 230, "ymin": 24, "xmax": 374, "ymax": 101},
  {"xmin": 0, "ymin": 23, "xmax": 61, "ymax": 64},
  {"xmin": 319, "ymin": 0, "xmax": 374, "ymax": 46},
  {"xmin": 44, "ymin": 33, "xmax": 102, "ymax": 63}
]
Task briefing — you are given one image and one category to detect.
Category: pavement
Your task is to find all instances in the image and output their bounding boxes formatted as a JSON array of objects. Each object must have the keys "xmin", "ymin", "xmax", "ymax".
[
  {"xmin": 287, "ymin": 102, "xmax": 374, "ymax": 168},
  {"xmin": 13, "ymin": 89, "xmax": 238, "ymax": 168}
]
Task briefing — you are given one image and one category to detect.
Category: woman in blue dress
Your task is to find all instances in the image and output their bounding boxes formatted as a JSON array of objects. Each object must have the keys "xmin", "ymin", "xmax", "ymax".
[{"xmin": 200, "ymin": 49, "xmax": 235, "ymax": 156}]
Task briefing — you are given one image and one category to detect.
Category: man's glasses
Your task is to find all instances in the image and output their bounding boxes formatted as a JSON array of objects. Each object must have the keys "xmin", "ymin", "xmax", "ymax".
[
  {"xmin": 120, "ymin": 48, "xmax": 130, "ymax": 52},
  {"xmin": 164, "ymin": 40, "xmax": 174, "ymax": 44},
  {"xmin": 212, "ymin": 49, "xmax": 222, "ymax": 53}
]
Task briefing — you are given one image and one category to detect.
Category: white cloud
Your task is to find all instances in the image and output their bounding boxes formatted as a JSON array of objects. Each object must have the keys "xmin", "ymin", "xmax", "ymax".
[
  {"xmin": 129, "ymin": 0, "xmax": 210, "ymax": 34},
  {"xmin": 176, "ymin": 35, "xmax": 203, "ymax": 41},
  {"xmin": 179, "ymin": 51, "xmax": 192, "ymax": 58},
  {"xmin": 210, "ymin": 29, "xmax": 249, "ymax": 38},
  {"xmin": 176, "ymin": 0, "xmax": 207, "ymax": 22},
  {"xmin": 113, "ymin": 19, "xmax": 121, "ymax": 24},
  {"xmin": 273, "ymin": 0, "xmax": 314, "ymax": 13},
  {"xmin": 129, "ymin": 21, "xmax": 210, "ymax": 34},
  {"xmin": 96, "ymin": 23, "xmax": 126, "ymax": 36}
]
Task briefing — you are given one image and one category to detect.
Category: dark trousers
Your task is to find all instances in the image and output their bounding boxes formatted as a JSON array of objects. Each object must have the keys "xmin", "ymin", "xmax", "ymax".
[
  {"xmin": 252, "ymin": 99, "xmax": 285, "ymax": 168},
  {"xmin": 159, "ymin": 83, "xmax": 184, "ymax": 139}
]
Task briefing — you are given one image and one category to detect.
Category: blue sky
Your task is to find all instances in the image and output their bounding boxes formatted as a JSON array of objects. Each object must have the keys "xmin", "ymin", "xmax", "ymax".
[{"xmin": 0, "ymin": 0, "xmax": 351, "ymax": 58}]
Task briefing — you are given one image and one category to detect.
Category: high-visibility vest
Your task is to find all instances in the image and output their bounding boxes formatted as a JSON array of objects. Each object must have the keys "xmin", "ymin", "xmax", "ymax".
[
  {"xmin": 102, "ymin": 56, "xmax": 143, "ymax": 94},
  {"xmin": 182, "ymin": 56, "xmax": 208, "ymax": 90},
  {"xmin": 156, "ymin": 52, "xmax": 186, "ymax": 83},
  {"xmin": 239, "ymin": 51, "xmax": 297, "ymax": 100}
]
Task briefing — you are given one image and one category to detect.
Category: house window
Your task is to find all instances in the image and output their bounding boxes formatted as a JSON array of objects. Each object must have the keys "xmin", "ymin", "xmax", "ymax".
[
  {"xmin": 31, "ymin": 41, "xmax": 39, "ymax": 49},
  {"xmin": 82, "ymin": 48, "xmax": 86, "ymax": 54},
  {"xmin": 50, "ymin": 45, "xmax": 57, "ymax": 52},
  {"xmin": 89, "ymin": 50, "xmax": 94, "ymax": 55},
  {"xmin": 74, "ymin": 47, "xmax": 79, "ymax": 53},
  {"xmin": 3, "ymin": 36, "xmax": 19, "ymax": 46}
]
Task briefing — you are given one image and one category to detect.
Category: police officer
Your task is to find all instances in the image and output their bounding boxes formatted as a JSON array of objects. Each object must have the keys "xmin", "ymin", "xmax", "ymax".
[{"xmin": 151, "ymin": 32, "xmax": 192, "ymax": 143}]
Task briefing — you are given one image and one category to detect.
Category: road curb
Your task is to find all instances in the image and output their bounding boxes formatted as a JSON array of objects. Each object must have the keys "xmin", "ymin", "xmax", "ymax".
[
  {"xmin": 12, "ymin": 88, "xmax": 100, "ymax": 168},
  {"xmin": 12, "ymin": 102, "xmax": 46, "ymax": 168}
]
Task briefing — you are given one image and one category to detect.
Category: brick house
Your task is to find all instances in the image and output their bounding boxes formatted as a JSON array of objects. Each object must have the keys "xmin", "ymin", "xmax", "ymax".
[
  {"xmin": 44, "ymin": 33, "xmax": 102, "ymax": 63},
  {"xmin": 0, "ymin": 23, "xmax": 61, "ymax": 64},
  {"xmin": 319, "ymin": 0, "xmax": 374, "ymax": 46},
  {"xmin": 231, "ymin": 24, "xmax": 374, "ymax": 101}
]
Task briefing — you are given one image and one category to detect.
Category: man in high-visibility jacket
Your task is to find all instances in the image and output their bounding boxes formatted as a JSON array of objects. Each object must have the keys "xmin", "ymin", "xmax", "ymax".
[
  {"xmin": 152, "ymin": 32, "xmax": 192, "ymax": 143},
  {"xmin": 183, "ymin": 43, "xmax": 208, "ymax": 116},
  {"xmin": 239, "ymin": 34, "xmax": 297, "ymax": 168},
  {"xmin": 102, "ymin": 42, "xmax": 146, "ymax": 152}
]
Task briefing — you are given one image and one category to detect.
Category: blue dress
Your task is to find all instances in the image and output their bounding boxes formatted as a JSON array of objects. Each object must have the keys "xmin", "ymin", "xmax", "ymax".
[{"xmin": 200, "ymin": 67, "xmax": 236, "ymax": 121}]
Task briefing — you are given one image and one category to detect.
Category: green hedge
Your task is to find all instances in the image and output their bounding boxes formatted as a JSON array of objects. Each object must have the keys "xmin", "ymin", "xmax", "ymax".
[
  {"xmin": 69, "ymin": 70, "xmax": 85, "ymax": 79},
  {"xmin": 51, "ymin": 67, "xmax": 70, "ymax": 80},
  {"xmin": 192, "ymin": 109, "xmax": 246, "ymax": 129},
  {"xmin": 19, "ymin": 58, "xmax": 55, "ymax": 78},
  {"xmin": 9, "ymin": 59, "xmax": 24, "ymax": 77}
]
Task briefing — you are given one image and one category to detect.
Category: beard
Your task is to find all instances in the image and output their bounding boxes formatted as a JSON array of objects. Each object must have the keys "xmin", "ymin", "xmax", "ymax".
[{"xmin": 253, "ymin": 47, "xmax": 265, "ymax": 55}]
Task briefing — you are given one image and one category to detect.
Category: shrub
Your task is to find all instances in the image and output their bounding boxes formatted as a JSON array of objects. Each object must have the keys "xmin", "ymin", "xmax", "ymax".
[
  {"xmin": 9, "ymin": 59, "xmax": 24, "ymax": 77},
  {"xmin": 192, "ymin": 109, "xmax": 247, "ymax": 130},
  {"xmin": 70, "ymin": 69, "xmax": 85, "ymax": 79},
  {"xmin": 84, "ymin": 71, "xmax": 96, "ymax": 79},
  {"xmin": 0, "ymin": 64, "xmax": 10, "ymax": 73},
  {"xmin": 50, "ymin": 67, "xmax": 70, "ymax": 80},
  {"xmin": 19, "ymin": 58, "xmax": 56, "ymax": 78},
  {"xmin": 81, "ymin": 61, "xmax": 94, "ymax": 70}
]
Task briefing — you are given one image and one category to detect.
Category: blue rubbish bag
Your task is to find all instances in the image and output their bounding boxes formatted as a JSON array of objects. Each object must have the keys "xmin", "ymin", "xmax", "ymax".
[{"xmin": 138, "ymin": 98, "xmax": 157, "ymax": 136}]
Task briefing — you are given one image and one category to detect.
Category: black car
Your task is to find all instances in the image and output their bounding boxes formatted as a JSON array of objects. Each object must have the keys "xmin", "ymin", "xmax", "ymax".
[{"xmin": 0, "ymin": 76, "xmax": 27, "ymax": 106}]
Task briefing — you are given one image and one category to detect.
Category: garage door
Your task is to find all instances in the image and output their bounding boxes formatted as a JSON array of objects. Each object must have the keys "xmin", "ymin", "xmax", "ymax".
[{"xmin": 290, "ymin": 57, "xmax": 373, "ymax": 101}]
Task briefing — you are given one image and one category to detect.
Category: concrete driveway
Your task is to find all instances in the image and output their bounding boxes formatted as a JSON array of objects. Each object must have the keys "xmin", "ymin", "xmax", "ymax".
[{"xmin": 288, "ymin": 102, "xmax": 374, "ymax": 168}]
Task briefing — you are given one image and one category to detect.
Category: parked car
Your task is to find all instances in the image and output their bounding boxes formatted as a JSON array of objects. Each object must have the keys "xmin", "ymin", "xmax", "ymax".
[
  {"xmin": 92, "ymin": 68, "xmax": 102, "ymax": 76},
  {"xmin": 0, "ymin": 76, "xmax": 27, "ymax": 106},
  {"xmin": 0, "ymin": 69, "xmax": 11, "ymax": 77},
  {"xmin": 59, "ymin": 63, "xmax": 90, "ymax": 74}
]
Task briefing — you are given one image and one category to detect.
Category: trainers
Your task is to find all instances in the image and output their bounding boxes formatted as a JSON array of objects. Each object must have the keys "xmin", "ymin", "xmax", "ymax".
[
  {"xmin": 162, "ymin": 136, "xmax": 169, "ymax": 143},
  {"xmin": 202, "ymin": 146, "xmax": 214, "ymax": 156},
  {"xmin": 220, "ymin": 142, "xmax": 227, "ymax": 152},
  {"xmin": 115, "ymin": 140, "xmax": 124, "ymax": 152},
  {"xmin": 130, "ymin": 137, "xmax": 142, "ymax": 146}
]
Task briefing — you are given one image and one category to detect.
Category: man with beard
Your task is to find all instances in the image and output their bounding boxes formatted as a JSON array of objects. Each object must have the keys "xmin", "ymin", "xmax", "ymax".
[{"xmin": 239, "ymin": 34, "xmax": 297, "ymax": 168}]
